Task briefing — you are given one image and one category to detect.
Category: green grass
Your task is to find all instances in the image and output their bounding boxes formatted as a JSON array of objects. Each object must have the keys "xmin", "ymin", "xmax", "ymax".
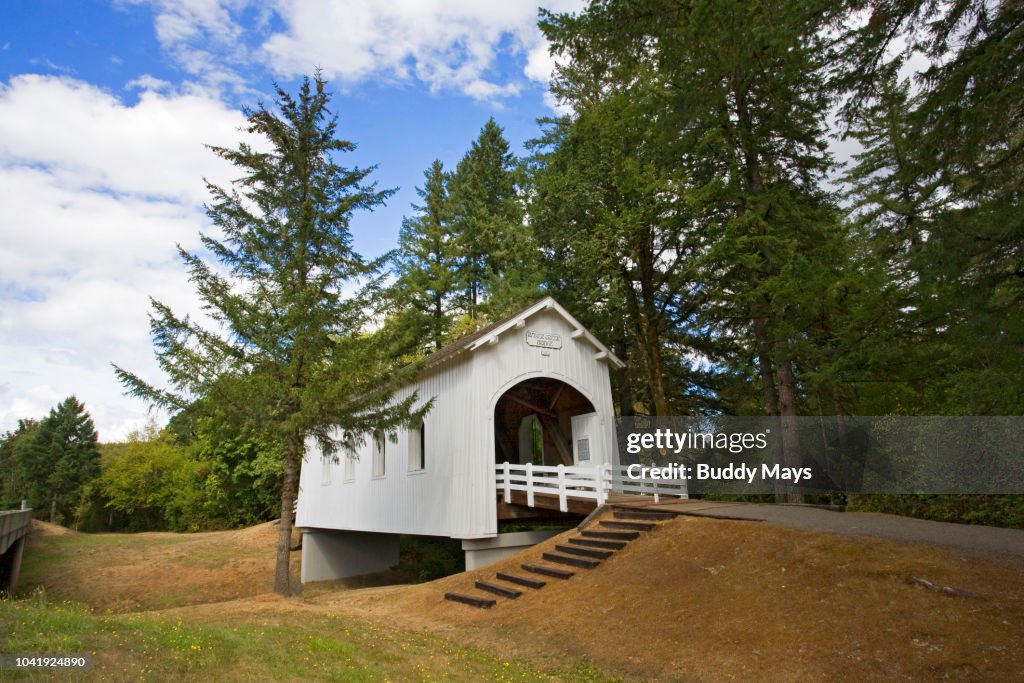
[{"xmin": 0, "ymin": 591, "xmax": 621, "ymax": 682}]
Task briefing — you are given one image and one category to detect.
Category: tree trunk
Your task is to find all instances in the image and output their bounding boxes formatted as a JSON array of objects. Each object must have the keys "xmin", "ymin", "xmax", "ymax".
[
  {"xmin": 751, "ymin": 313, "xmax": 789, "ymax": 501},
  {"xmin": 49, "ymin": 491, "xmax": 58, "ymax": 524},
  {"xmin": 751, "ymin": 314, "xmax": 779, "ymax": 417},
  {"xmin": 274, "ymin": 431, "xmax": 301, "ymax": 596},
  {"xmin": 642, "ymin": 312, "xmax": 670, "ymax": 416},
  {"xmin": 623, "ymin": 275, "xmax": 669, "ymax": 417},
  {"xmin": 774, "ymin": 349, "xmax": 804, "ymax": 504},
  {"xmin": 613, "ymin": 338, "xmax": 636, "ymax": 417}
]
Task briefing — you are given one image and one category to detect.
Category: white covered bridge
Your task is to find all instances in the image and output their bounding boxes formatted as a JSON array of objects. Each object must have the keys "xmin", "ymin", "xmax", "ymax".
[{"xmin": 296, "ymin": 297, "xmax": 685, "ymax": 580}]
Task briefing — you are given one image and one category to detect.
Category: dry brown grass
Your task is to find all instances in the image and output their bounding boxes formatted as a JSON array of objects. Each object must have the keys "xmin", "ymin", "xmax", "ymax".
[
  {"xmin": 309, "ymin": 513, "xmax": 1024, "ymax": 682},
  {"xmin": 19, "ymin": 513, "xmax": 1024, "ymax": 681},
  {"xmin": 30, "ymin": 519, "xmax": 73, "ymax": 535},
  {"xmin": 20, "ymin": 521, "xmax": 302, "ymax": 611}
]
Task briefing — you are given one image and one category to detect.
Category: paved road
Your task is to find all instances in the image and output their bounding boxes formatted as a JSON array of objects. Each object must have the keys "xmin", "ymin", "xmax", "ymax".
[{"xmin": 633, "ymin": 499, "xmax": 1024, "ymax": 567}]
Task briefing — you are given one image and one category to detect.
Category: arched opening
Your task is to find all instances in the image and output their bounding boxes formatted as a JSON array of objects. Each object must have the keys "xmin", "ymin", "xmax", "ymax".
[{"xmin": 493, "ymin": 377, "xmax": 596, "ymax": 466}]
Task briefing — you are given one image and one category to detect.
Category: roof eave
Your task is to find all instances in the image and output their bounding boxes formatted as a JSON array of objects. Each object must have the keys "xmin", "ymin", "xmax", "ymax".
[{"xmin": 467, "ymin": 296, "xmax": 626, "ymax": 369}]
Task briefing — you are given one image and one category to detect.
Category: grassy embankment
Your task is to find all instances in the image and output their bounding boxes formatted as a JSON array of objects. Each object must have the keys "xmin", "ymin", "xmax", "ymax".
[
  {"xmin": 0, "ymin": 522, "xmax": 614, "ymax": 682},
  {"xmin": 4, "ymin": 513, "xmax": 1024, "ymax": 681}
]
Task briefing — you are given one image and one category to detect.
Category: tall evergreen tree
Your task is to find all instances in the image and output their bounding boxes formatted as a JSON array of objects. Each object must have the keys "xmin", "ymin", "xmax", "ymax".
[
  {"xmin": 19, "ymin": 397, "xmax": 99, "ymax": 524},
  {"xmin": 449, "ymin": 118, "xmax": 539, "ymax": 318},
  {"xmin": 840, "ymin": 0, "xmax": 1024, "ymax": 413},
  {"xmin": 387, "ymin": 159, "xmax": 460, "ymax": 354},
  {"xmin": 529, "ymin": 72, "xmax": 708, "ymax": 417},
  {"xmin": 115, "ymin": 75, "xmax": 426, "ymax": 595},
  {"xmin": 540, "ymin": 1, "xmax": 854, "ymax": 501},
  {"xmin": 540, "ymin": 0, "xmax": 847, "ymax": 416}
]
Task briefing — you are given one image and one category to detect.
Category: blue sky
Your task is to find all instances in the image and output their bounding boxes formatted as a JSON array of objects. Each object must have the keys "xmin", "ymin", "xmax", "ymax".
[{"xmin": 0, "ymin": 0, "xmax": 583, "ymax": 439}]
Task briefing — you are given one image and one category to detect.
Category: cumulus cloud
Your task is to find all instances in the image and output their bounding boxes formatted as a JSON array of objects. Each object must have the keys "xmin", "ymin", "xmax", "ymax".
[
  {"xmin": 127, "ymin": 0, "xmax": 585, "ymax": 103},
  {"xmin": 0, "ymin": 74, "xmax": 255, "ymax": 439}
]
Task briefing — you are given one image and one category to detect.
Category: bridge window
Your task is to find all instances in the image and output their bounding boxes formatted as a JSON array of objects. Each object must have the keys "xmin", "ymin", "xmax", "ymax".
[
  {"xmin": 576, "ymin": 436, "xmax": 591, "ymax": 462},
  {"xmin": 372, "ymin": 429, "xmax": 386, "ymax": 478},
  {"xmin": 409, "ymin": 421, "xmax": 426, "ymax": 471}
]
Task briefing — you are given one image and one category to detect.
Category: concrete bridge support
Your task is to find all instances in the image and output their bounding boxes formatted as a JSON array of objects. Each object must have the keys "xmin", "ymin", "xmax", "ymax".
[
  {"xmin": 462, "ymin": 529, "xmax": 562, "ymax": 570},
  {"xmin": 300, "ymin": 528, "xmax": 400, "ymax": 583}
]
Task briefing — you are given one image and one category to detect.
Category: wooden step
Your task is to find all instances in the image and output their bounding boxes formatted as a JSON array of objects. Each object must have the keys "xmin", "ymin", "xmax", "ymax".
[
  {"xmin": 569, "ymin": 537, "xmax": 627, "ymax": 550},
  {"xmin": 581, "ymin": 529, "xmax": 640, "ymax": 541},
  {"xmin": 600, "ymin": 520, "xmax": 657, "ymax": 532},
  {"xmin": 522, "ymin": 563, "xmax": 574, "ymax": 580},
  {"xmin": 444, "ymin": 592, "xmax": 496, "ymax": 609},
  {"xmin": 496, "ymin": 572, "xmax": 546, "ymax": 589},
  {"xmin": 555, "ymin": 544, "xmax": 613, "ymax": 560},
  {"xmin": 542, "ymin": 552, "xmax": 601, "ymax": 570},
  {"xmin": 475, "ymin": 580, "xmax": 522, "ymax": 599},
  {"xmin": 613, "ymin": 510, "xmax": 677, "ymax": 521}
]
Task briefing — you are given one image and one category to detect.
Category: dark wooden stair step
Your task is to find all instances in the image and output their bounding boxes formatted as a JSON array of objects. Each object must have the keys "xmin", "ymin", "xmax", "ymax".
[
  {"xmin": 496, "ymin": 572, "xmax": 546, "ymax": 589},
  {"xmin": 569, "ymin": 537, "xmax": 627, "ymax": 550},
  {"xmin": 581, "ymin": 529, "xmax": 640, "ymax": 541},
  {"xmin": 600, "ymin": 520, "xmax": 657, "ymax": 532},
  {"xmin": 475, "ymin": 580, "xmax": 522, "ymax": 599},
  {"xmin": 542, "ymin": 552, "xmax": 601, "ymax": 570},
  {"xmin": 555, "ymin": 544, "xmax": 614, "ymax": 560},
  {"xmin": 445, "ymin": 592, "xmax": 496, "ymax": 609},
  {"xmin": 613, "ymin": 510, "xmax": 677, "ymax": 521},
  {"xmin": 522, "ymin": 563, "xmax": 574, "ymax": 580}
]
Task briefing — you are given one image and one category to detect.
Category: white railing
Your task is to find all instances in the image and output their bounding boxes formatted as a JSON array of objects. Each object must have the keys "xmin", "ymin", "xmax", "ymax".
[
  {"xmin": 497, "ymin": 462, "xmax": 610, "ymax": 512},
  {"xmin": 609, "ymin": 465, "xmax": 688, "ymax": 502},
  {"xmin": 496, "ymin": 462, "xmax": 688, "ymax": 511}
]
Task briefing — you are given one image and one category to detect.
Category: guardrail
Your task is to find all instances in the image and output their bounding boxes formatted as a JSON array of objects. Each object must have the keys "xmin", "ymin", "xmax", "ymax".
[
  {"xmin": 1, "ymin": 508, "xmax": 33, "ymax": 591},
  {"xmin": 496, "ymin": 463, "xmax": 688, "ymax": 511},
  {"xmin": 0, "ymin": 509, "xmax": 32, "ymax": 555}
]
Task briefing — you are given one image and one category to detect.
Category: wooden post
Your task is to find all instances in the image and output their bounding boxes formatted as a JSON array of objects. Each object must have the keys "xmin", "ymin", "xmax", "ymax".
[
  {"xmin": 557, "ymin": 464, "xmax": 567, "ymax": 512},
  {"xmin": 526, "ymin": 463, "xmax": 535, "ymax": 508},
  {"xmin": 595, "ymin": 464, "xmax": 606, "ymax": 506},
  {"xmin": 502, "ymin": 462, "xmax": 511, "ymax": 504},
  {"xmin": 653, "ymin": 479, "xmax": 660, "ymax": 504}
]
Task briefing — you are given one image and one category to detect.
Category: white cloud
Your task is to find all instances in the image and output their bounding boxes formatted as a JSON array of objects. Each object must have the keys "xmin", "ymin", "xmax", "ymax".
[
  {"xmin": 127, "ymin": 0, "xmax": 586, "ymax": 103},
  {"xmin": 262, "ymin": 1, "xmax": 586, "ymax": 100},
  {"xmin": 0, "ymin": 74, "xmax": 256, "ymax": 440}
]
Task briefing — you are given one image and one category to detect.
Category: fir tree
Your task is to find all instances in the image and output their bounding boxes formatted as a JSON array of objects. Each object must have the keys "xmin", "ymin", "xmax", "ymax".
[
  {"xmin": 840, "ymin": 1, "xmax": 1024, "ymax": 413},
  {"xmin": 540, "ymin": 0, "xmax": 852, "ymax": 501},
  {"xmin": 388, "ymin": 159, "xmax": 459, "ymax": 353},
  {"xmin": 115, "ymin": 75, "xmax": 426, "ymax": 595},
  {"xmin": 449, "ymin": 119, "xmax": 538, "ymax": 318},
  {"xmin": 19, "ymin": 397, "xmax": 99, "ymax": 524}
]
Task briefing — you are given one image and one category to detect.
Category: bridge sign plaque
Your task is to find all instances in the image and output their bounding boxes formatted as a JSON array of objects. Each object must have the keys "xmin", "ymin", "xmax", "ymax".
[{"xmin": 526, "ymin": 330, "xmax": 562, "ymax": 349}]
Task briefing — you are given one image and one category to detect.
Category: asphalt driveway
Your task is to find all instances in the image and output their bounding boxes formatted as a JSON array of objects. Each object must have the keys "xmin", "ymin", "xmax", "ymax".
[{"xmin": 641, "ymin": 499, "xmax": 1024, "ymax": 566}]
